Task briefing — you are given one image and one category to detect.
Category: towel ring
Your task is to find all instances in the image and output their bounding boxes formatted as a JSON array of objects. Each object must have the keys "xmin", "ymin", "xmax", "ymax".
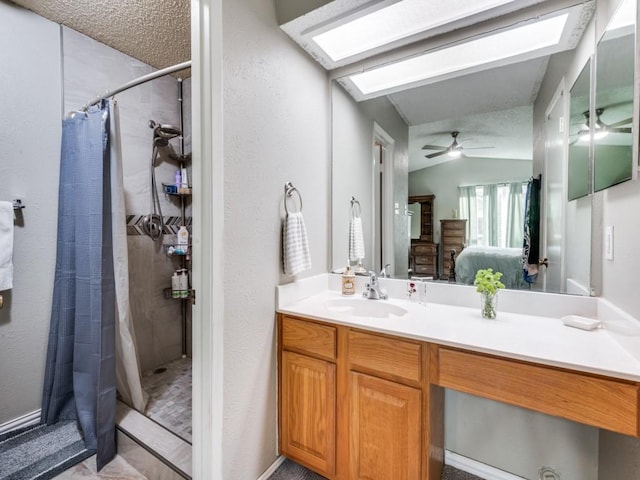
[
  {"xmin": 284, "ymin": 182, "xmax": 302, "ymax": 214},
  {"xmin": 351, "ymin": 197, "xmax": 361, "ymax": 218}
]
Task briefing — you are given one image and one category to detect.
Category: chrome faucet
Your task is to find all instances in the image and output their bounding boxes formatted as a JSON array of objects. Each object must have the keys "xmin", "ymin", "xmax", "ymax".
[
  {"xmin": 363, "ymin": 271, "xmax": 388, "ymax": 300},
  {"xmin": 380, "ymin": 263, "xmax": 391, "ymax": 278}
]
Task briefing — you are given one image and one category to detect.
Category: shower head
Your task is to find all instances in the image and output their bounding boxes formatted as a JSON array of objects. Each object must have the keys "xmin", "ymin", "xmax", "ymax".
[{"xmin": 149, "ymin": 120, "xmax": 181, "ymax": 144}]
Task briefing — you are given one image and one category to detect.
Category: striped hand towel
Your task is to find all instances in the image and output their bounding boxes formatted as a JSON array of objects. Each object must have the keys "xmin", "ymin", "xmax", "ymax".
[
  {"xmin": 0, "ymin": 201, "xmax": 13, "ymax": 291},
  {"xmin": 283, "ymin": 212, "xmax": 312, "ymax": 276},
  {"xmin": 349, "ymin": 216, "xmax": 365, "ymax": 262}
]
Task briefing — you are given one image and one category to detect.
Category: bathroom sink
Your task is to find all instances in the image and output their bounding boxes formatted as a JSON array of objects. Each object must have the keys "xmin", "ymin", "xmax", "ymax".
[{"xmin": 324, "ymin": 298, "xmax": 408, "ymax": 318}]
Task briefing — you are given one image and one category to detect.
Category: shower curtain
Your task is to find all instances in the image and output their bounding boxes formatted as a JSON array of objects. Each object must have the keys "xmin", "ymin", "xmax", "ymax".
[
  {"xmin": 41, "ymin": 100, "xmax": 116, "ymax": 470},
  {"xmin": 109, "ymin": 101, "xmax": 148, "ymax": 413}
]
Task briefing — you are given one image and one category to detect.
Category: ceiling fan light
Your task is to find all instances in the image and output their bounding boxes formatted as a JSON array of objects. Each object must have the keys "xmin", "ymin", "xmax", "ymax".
[{"xmin": 449, "ymin": 150, "xmax": 462, "ymax": 158}]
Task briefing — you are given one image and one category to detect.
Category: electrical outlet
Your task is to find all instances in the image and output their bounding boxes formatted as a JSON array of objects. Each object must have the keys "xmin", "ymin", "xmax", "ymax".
[{"xmin": 539, "ymin": 466, "xmax": 560, "ymax": 480}]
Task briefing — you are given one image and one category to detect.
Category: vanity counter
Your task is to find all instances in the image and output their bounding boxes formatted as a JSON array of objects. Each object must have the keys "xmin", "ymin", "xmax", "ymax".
[{"xmin": 277, "ymin": 289, "xmax": 640, "ymax": 382}]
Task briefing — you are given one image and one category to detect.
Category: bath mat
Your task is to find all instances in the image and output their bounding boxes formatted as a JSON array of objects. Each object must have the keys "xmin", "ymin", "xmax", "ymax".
[
  {"xmin": 0, "ymin": 420, "xmax": 93, "ymax": 480},
  {"xmin": 266, "ymin": 459, "xmax": 484, "ymax": 480}
]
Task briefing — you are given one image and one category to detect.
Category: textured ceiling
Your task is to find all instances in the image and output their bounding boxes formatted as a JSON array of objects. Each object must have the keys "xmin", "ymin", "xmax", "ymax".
[{"xmin": 10, "ymin": 0, "xmax": 190, "ymax": 75}]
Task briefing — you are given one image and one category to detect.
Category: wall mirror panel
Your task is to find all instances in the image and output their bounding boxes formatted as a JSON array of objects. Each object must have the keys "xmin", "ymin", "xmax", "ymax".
[
  {"xmin": 568, "ymin": 59, "xmax": 592, "ymax": 201},
  {"xmin": 594, "ymin": 0, "xmax": 636, "ymax": 191},
  {"xmin": 331, "ymin": 1, "xmax": 611, "ymax": 295}
]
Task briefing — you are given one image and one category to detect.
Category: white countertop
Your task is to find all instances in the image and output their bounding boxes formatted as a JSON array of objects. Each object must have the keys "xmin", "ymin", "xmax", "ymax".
[{"xmin": 277, "ymin": 279, "xmax": 640, "ymax": 382}]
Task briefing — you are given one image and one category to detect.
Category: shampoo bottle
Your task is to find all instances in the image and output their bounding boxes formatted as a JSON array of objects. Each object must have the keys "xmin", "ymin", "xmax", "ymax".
[
  {"xmin": 171, "ymin": 271, "xmax": 180, "ymax": 299},
  {"xmin": 177, "ymin": 226, "xmax": 189, "ymax": 246}
]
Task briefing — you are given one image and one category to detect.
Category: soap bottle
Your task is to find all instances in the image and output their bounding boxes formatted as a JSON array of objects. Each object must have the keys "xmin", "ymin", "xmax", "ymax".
[
  {"xmin": 171, "ymin": 271, "xmax": 181, "ymax": 299},
  {"xmin": 178, "ymin": 269, "xmax": 189, "ymax": 298},
  {"xmin": 342, "ymin": 264, "xmax": 356, "ymax": 296},
  {"xmin": 177, "ymin": 225, "xmax": 189, "ymax": 246},
  {"xmin": 175, "ymin": 169, "xmax": 181, "ymax": 187}
]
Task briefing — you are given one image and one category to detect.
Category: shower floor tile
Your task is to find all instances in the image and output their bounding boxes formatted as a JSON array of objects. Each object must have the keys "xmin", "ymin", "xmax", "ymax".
[{"xmin": 141, "ymin": 357, "xmax": 192, "ymax": 442}]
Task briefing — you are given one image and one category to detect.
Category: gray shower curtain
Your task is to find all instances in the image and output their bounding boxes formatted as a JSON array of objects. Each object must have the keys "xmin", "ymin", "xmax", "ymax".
[{"xmin": 41, "ymin": 99, "xmax": 116, "ymax": 470}]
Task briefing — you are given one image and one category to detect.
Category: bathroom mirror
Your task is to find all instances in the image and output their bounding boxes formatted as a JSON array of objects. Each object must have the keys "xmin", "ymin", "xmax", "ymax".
[
  {"xmin": 568, "ymin": 59, "xmax": 592, "ymax": 201},
  {"xmin": 593, "ymin": 0, "xmax": 636, "ymax": 192},
  {"xmin": 330, "ymin": 2, "xmax": 606, "ymax": 294}
]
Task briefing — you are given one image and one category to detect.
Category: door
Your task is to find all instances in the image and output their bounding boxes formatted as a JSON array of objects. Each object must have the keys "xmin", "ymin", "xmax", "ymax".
[
  {"xmin": 280, "ymin": 351, "xmax": 336, "ymax": 476},
  {"xmin": 350, "ymin": 372, "xmax": 421, "ymax": 480},
  {"xmin": 542, "ymin": 83, "xmax": 566, "ymax": 293}
]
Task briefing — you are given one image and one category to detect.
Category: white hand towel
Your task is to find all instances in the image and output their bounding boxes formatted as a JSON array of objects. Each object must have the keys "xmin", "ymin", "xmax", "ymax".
[
  {"xmin": 283, "ymin": 212, "xmax": 312, "ymax": 276},
  {"xmin": 349, "ymin": 216, "xmax": 365, "ymax": 262},
  {"xmin": 0, "ymin": 201, "xmax": 14, "ymax": 291}
]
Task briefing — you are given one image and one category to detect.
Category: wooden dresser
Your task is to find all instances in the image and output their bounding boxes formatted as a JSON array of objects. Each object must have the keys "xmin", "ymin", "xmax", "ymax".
[
  {"xmin": 409, "ymin": 195, "xmax": 438, "ymax": 278},
  {"xmin": 440, "ymin": 219, "xmax": 467, "ymax": 280}
]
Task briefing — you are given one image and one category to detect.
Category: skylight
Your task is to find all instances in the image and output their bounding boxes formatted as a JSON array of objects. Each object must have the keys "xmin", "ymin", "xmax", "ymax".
[
  {"xmin": 311, "ymin": 0, "xmax": 517, "ymax": 62},
  {"xmin": 349, "ymin": 13, "xmax": 569, "ymax": 96}
]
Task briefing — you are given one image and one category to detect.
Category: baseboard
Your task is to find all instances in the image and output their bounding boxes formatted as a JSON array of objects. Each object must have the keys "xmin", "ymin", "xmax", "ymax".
[
  {"xmin": 0, "ymin": 409, "xmax": 41, "ymax": 436},
  {"xmin": 446, "ymin": 450, "xmax": 527, "ymax": 480},
  {"xmin": 256, "ymin": 455, "xmax": 286, "ymax": 480}
]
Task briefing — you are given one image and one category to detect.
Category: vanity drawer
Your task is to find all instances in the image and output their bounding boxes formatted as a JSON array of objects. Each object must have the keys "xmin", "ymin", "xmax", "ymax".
[
  {"xmin": 414, "ymin": 264, "xmax": 435, "ymax": 275},
  {"xmin": 414, "ymin": 255, "xmax": 435, "ymax": 265},
  {"xmin": 434, "ymin": 347, "xmax": 640, "ymax": 436},
  {"xmin": 413, "ymin": 243, "xmax": 437, "ymax": 255},
  {"xmin": 348, "ymin": 330, "xmax": 422, "ymax": 386},
  {"xmin": 282, "ymin": 316, "xmax": 337, "ymax": 361}
]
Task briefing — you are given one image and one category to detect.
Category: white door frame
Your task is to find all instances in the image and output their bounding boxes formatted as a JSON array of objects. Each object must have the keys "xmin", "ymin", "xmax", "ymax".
[
  {"xmin": 192, "ymin": 1, "xmax": 223, "ymax": 479},
  {"xmin": 373, "ymin": 122, "xmax": 395, "ymax": 275}
]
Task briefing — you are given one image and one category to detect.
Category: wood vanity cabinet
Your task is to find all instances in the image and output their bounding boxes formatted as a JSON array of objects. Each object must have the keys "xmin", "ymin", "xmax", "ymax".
[
  {"xmin": 278, "ymin": 313, "xmax": 640, "ymax": 479},
  {"xmin": 348, "ymin": 330, "xmax": 425, "ymax": 480},
  {"xmin": 409, "ymin": 195, "xmax": 438, "ymax": 278},
  {"xmin": 279, "ymin": 316, "xmax": 337, "ymax": 476},
  {"xmin": 278, "ymin": 314, "xmax": 444, "ymax": 480}
]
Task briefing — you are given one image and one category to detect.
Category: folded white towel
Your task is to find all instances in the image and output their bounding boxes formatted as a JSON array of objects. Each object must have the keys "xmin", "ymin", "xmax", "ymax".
[
  {"xmin": 283, "ymin": 212, "xmax": 312, "ymax": 276},
  {"xmin": 0, "ymin": 201, "xmax": 14, "ymax": 291},
  {"xmin": 349, "ymin": 216, "xmax": 365, "ymax": 262}
]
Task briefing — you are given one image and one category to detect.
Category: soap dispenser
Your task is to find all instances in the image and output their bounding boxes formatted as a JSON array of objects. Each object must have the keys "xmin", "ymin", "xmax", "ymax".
[{"xmin": 342, "ymin": 264, "xmax": 356, "ymax": 296}]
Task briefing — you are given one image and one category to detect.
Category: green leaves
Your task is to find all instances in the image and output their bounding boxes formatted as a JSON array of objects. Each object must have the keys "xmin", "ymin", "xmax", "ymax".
[{"xmin": 473, "ymin": 268, "xmax": 505, "ymax": 295}]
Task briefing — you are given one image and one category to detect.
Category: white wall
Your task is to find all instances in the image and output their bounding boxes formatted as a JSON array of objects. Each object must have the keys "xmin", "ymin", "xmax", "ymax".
[
  {"xmin": 408, "ymin": 157, "xmax": 532, "ymax": 243},
  {"xmin": 0, "ymin": 1, "xmax": 61, "ymax": 425},
  {"xmin": 332, "ymin": 83, "xmax": 409, "ymax": 277},
  {"xmin": 221, "ymin": 0, "xmax": 331, "ymax": 477}
]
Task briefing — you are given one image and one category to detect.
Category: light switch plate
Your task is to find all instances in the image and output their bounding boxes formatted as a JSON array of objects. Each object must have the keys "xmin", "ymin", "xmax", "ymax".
[{"xmin": 605, "ymin": 226, "xmax": 614, "ymax": 260}]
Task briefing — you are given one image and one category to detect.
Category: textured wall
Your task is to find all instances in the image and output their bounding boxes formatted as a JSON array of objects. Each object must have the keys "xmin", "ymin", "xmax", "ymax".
[
  {"xmin": 221, "ymin": 0, "xmax": 331, "ymax": 477},
  {"xmin": 62, "ymin": 26, "xmax": 190, "ymax": 373},
  {"xmin": 0, "ymin": 1, "xmax": 61, "ymax": 425}
]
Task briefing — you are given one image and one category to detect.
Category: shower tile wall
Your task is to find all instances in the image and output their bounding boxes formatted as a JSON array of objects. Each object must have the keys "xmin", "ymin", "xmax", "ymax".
[{"xmin": 62, "ymin": 27, "xmax": 192, "ymax": 372}]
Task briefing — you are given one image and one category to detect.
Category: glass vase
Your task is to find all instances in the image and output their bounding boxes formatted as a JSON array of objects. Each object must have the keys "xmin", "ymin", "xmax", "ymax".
[{"xmin": 480, "ymin": 292, "xmax": 497, "ymax": 319}]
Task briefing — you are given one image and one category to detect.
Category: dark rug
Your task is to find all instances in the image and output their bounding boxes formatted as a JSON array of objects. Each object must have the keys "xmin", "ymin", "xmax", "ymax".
[
  {"xmin": 268, "ymin": 459, "xmax": 484, "ymax": 480},
  {"xmin": 0, "ymin": 421, "xmax": 93, "ymax": 480}
]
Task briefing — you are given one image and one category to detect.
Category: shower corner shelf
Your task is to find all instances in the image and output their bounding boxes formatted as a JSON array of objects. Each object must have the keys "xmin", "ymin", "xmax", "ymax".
[
  {"xmin": 169, "ymin": 152, "xmax": 192, "ymax": 164},
  {"xmin": 162, "ymin": 183, "xmax": 192, "ymax": 196},
  {"xmin": 163, "ymin": 287, "xmax": 196, "ymax": 304},
  {"xmin": 164, "ymin": 244, "xmax": 191, "ymax": 256}
]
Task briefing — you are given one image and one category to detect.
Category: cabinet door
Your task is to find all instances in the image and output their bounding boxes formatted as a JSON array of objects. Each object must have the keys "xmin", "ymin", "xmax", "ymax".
[
  {"xmin": 281, "ymin": 351, "xmax": 336, "ymax": 476},
  {"xmin": 350, "ymin": 372, "xmax": 421, "ymax": 480}
]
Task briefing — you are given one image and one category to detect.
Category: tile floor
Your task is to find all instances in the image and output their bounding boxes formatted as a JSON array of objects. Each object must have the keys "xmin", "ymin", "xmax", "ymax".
[
  {"xmin": 141, "ymin": 357, "xmax": 192, "ymax": 442},
  {"xmin": 53, "ymin": 454, "xmax": 148, "ymax": 479}
]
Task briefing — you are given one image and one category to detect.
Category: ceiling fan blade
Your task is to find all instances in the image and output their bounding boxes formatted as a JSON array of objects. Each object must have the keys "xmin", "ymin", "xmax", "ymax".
[
  {"xmin": 462, "ymin": 146, "xmax": 495, "ymax": 150},
  {"xmin": 609, "ymin": 127, "xmax": 632, "ymax": 134},
  {"xmin": 608, "ymin": 117, "xmax": 632, "ymax": 128},
  {"xmin": 426, "ymin": 150, "xmax": 449, "ymax": 159},
  {"xmin": 422, "ymin": 144, "xmax": 447, "ymax": 150}
]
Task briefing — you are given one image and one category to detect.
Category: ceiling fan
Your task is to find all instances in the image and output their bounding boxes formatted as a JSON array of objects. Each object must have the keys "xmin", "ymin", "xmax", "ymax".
[
  {"xmin": 570, "ymin": 107, "xmax": 632, "ymax": 144},
  {"xmin": 421, "ymin": 131, "xmax": 494, "ymax": 159}
]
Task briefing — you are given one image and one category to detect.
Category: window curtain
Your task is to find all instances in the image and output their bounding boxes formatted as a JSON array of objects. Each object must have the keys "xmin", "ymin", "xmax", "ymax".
[
  {"xmin": 41, "ymin": 100, "xmax": 116, "ymax": 471},
  {"xmin": 459, "ymin": 182, "xmax": 526, "ymax": 248},
  {"xmin": 504, "ymin": 182, "xmax": 525, "ymax": 248},
  {"xmin": 458, "ymin": 186, "xmax": 478, "ymax": 244}
]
